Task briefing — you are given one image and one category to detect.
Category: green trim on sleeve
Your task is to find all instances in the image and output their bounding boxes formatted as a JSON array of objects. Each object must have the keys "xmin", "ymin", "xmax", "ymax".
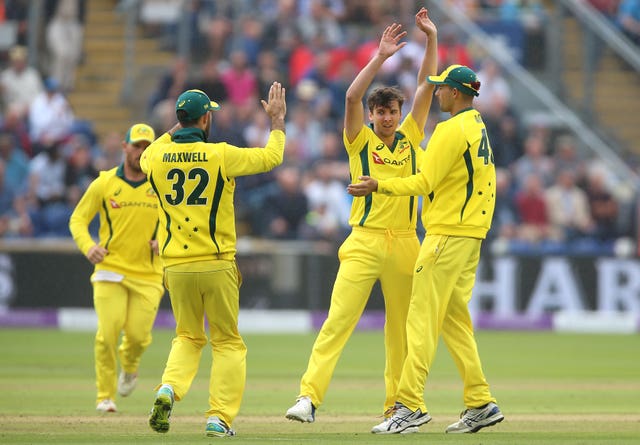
[{"xmin": 358, "ymin": 143, "xmax": 372, "ymax": 226}]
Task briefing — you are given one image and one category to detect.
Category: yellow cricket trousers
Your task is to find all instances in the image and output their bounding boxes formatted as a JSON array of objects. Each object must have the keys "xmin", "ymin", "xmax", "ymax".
[
  {"xmin": 93, "ymin": 277, "xmax": 163, "ymax": 404},
  {"xmin": 161, "ymin": 260, "xmax": 246, "ymax": 427},
  {"xmin": 299, "ymin": 227, "xmax": 419, "ymax": 413},
  {"xmin": 396, "ymin": 235, "xmax": 496, "ymax": 412}
]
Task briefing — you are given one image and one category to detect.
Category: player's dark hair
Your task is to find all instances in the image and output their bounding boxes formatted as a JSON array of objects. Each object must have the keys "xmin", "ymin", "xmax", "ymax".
[
  {"xmin": 366, "ymin": 86, "xmax": 405, "ymax": 112},
  {"xmin": 176, "ymin": 109, "xmax": 199, "ymax": 126}
]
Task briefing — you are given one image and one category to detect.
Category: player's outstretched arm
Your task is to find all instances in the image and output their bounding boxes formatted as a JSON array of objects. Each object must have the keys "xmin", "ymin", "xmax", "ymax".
[
  {"xmin": 261, "ymin": 81, "xmax": 286, "ymax": 132},
  {"xmin": 344, "ymin": 23, "xmax": 407, "ymax": 142},
  {"xmin": 410, "ymin": 7, "xmax": 438, "ymax": 130}
]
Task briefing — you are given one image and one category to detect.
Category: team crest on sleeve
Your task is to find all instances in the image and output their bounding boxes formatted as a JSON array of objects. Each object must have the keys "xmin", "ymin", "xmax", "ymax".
[{"xmin": 398, "ymin": 141, "xmax": 410, "ymax": 154}]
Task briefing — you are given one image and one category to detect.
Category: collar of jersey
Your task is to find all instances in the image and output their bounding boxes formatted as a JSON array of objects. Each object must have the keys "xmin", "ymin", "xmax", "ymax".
[
  {"xmin": 367, "ymin": 123, "xmax": 402, "ymax": 153},
  {"xmin": 116, "ymin": 163, "xmax": 147, "ymax": 188},
  {"xmin": 172, "ymin": 127, "xmax": 207, "ymax": 143},
  {"xmin": 453, "ymin": 107, "xmax": 475, "ymax": 117}
]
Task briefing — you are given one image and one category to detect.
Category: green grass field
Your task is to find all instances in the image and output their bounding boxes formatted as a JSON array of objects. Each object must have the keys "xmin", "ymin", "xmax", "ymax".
[{"xmin": 1, "ymin": 328, "xmax": 639, "ymax": 444}]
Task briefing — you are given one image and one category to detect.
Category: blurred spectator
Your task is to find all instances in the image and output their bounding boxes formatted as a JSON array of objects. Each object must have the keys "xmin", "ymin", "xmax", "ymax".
[
  {"xmin": 26, "ymin": 140, "xmax": 72, "ymax": 237},
  {"xmin": 297, "ymin": 0, "xmax": 344, "ymax": 47},
  {"xmin": 0, "ymin": 104, "xmax": 32, "ymax": 156},
  {"xmin": 257, "ymin": 165, "xmax": 310, "ymax": 239},
  {"xmin": 587, "ymin": 0, "xmax": 620, "ymax": 20},
  {"xmin": 551, "ymin": 134, "xmax": 587, "ymax": 187},
  {"xmin": 64, "ymin": 134, "xmax": 98, "ymax": 206},
  {"xmin": 284, "ymin": 103, "xmax": 324, "ymax": 167},
  {"xmin": 220, "ymin": 50, "xmax": 258, "ymax": 108},
  {"xmin": 192, "ymin": 58, "xmax": 229, "ymax": 104},
  {"xmin": 446, "ymin": 0, "xmax": 480, "ymax": 19},
  {"xmin": 0, "ymin": 158, "xmax": 32, "ymax": 237},
  {"xmin": 0, "ymin": 130, "xmax": 28, "ymax": 192},
  {"xmin": 208, "ymin": 103, "xmax": 248, "ymax": 147},
  {"xmin": 0, "ymin": 45, "xmax": 44, "ymax": 118},
  {"xmin": 437, "ymin": 23, "xmax": 473, "ymax": 71},
  {"xmin": 93, "ymin": 130, "xmax": 123, "ymax": 171},
  {"xmin": 255, "ymin": 50, "xmax": 284, "ymax": 98},
  {"xmin": 147, "ymin": 56, "xmax": 189, "ymax": 114},
  {"xmin": 45, "ymin": 0, "xmax": 84, "ymax": 92},
  {"xmin": 489, "ymin": 112, "xmax": 523, "ymax": 168},
  {"xmin": 585, "ymin": 169, "xmax": 619, "ymax": 241},
  {"xmin": 514, "ymin": 173, "xmax": 556, "ymax": 244},
  {"xmin": 28, "ymin": 77, "xmax": 75, "ymax": 152},
  {"xmin": 3, "ymin": 0, "xmax": 30, "ymax": 45},
  {"xmin": 46, "ymin": 0, "xmax": 84, "ymax": 92},
  {"xmin": 475, "ymin": 58, "xmax": 511, "ymax": 126},
  {"xmin": 232, "ymin": 15, "xmax": 265, "ymax": 66},
  {"xmin": 491, "ymin": 167, "xmax": 518, "ymax": 242},
  {"xmin": 511, "ymin": 131, "xmax": 555, "ymax": 189},
  {"xmin": 618, "ymin": 0, "xmax": 640, "ymax": 44},
  {"xmin": 545, "ymin": 169, "xmax": 594, "ymax": 242},
  {"xmin": 303, "ymin": 159, "xmax": 351, "ymax": 242}
]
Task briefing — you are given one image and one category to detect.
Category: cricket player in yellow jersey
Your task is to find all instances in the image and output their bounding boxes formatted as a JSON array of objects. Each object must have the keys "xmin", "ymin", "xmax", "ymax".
[
  {"xmin": 69, "ymin": 123, "xmax": 163, "ymax": 414},
  {"xmin": 349, "ymin": 64, "xmax": 504, "ymax": 434},
  {"xmin": 143, "ymin": 83, "xmax": 286, "ymax": 437},
  {"xmin": 286, "ymin": 8, "xmax": 437, "ymax": 425}
]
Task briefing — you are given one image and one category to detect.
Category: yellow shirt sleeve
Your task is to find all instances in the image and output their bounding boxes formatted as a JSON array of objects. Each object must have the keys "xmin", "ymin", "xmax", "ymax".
[
  {"xmin": 69, "ymin": 174, "xmax": 104, "ymax": 256},
  {"xmin": 224, "ymin": 129, "xmax": 285, "ymax": 177}
]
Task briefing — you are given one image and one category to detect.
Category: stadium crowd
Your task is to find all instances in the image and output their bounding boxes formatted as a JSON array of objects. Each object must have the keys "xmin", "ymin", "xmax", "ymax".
[{"xmin": 0, "ymin": 0, "xmax": 638, "ymax": 256}]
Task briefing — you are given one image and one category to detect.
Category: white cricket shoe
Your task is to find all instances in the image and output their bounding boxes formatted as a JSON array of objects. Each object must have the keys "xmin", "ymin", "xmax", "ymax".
[
  {"xmin": 285, "ymin": 396, "xmax": 316, "ymax": 423},
  {"xmin": 96, "ymin": 399, "xmax": 117, "ymax": 413},
  {"xmin": 117, "ymin": 371, "xmax": 138, "ymax": 397},
  {"xmin": 371, "ymin": 402, "xmax": 431, "ymax": 434},
  {"xmin": 445, "ymin": 402, "xmax": 504, "ymax": 433}
]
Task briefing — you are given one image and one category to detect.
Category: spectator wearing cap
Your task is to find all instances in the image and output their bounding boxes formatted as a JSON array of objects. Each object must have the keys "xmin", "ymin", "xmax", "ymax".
[
  {"xmin": 46, "ymin": 0, "xmax": 84, "ymax": 92},
  {"xmin": 28, "ymin": 77, "xmax": 75, "ymax": 153},
  {"xmin": 0, "ymin": 45, "xmax": 44, "ymax": 118}
]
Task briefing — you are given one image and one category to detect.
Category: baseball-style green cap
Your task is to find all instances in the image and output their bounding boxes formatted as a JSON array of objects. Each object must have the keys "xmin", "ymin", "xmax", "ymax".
[
  {"xmin": 427, "ymin": 64, "xmax": 481, "ymax": 97},
  {"xmin": 175, "ymin": 89, "xmax": 221, "ymax": 120},
  {"xmin": 125, "ymin": 123, "xmax": 155, "ymax": 143}
]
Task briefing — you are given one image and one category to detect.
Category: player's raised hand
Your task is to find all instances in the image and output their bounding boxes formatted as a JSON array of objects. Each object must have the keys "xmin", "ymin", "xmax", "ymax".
[
  {"xmin": 378, "ymin": 23, "xmax": 407, "ymax": 59},
  {"xmin": 261, "ymin": 81, "xmax": 286, "ymax": 120},
  {"xmin": 416, "ymin": 7, "xmax": 436, "ymax": 37},
  {"xmin": 347, "ymin": 175, "xmax": 379, "ymax": 197},
  {"xmin": 86, "ymin": 244, "xmax": 108, "ymax": 265}
]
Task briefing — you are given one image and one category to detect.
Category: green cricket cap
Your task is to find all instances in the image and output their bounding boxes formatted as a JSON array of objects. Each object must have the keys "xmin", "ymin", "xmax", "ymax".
[
  {"xmin": 175, "ymin": 89, "xmax": 221, "ymax": 120},
  {"xmin": 125, "ymin": 123, "xmax": 155, "ymax": 144},
  {"xmin": 427, "ymin": 64, "xmax": 481, "ymax": 97}
]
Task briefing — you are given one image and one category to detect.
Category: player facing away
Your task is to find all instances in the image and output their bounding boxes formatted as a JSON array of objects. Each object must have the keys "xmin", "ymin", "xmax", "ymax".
[
  {"xmin": 142, "ymin": 83, "xmax": 286, "ymax": 437},
  {"xmin": 348, "ymin": 64, "xmax": 504, "ymax": 434},
  {"xmin": 285, "ymin": 8, "xmax": 437, "ymax": 427},
  {"xmin": 69, "ymin": 123, "xmax": 164, "ymax": 413}
]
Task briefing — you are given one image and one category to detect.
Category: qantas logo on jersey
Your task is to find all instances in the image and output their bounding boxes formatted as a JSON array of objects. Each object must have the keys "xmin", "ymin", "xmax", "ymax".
[
  {"xmin": 109, "ymin": 199, "xmax": 157, "ymax": 209},
  {"xmin": 372, "ymin": 152, "xmax": 412, "ymax": 166},
  {"xmin": 372, "ymin": 152, "xmax": 385, "ymax": 165},
  {"xmin": 162, "ymin": 152, "xmax": 209, "ymax": 162}
]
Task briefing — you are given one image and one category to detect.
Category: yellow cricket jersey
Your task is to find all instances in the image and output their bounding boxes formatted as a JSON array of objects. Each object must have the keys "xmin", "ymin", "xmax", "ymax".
[
  {"xmin": 377, "ymin": 108, "xmax": 496, "ymax": 239},
  {"xmin": 344, "ymin": 113, "xmax": 424, "ymax": 230},
  {"xmin": 69, "ymin": 165, "xmax": 163, "ymax": 281},
  {"xmin": 140, "ymin": 128, "xmax": 285, "ymax": 267}
]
